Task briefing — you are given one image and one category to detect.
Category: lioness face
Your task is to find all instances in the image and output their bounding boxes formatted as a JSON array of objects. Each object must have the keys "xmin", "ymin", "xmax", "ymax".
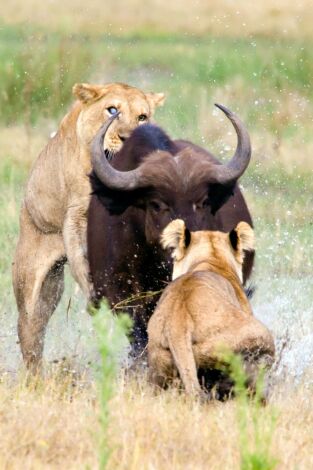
[
  {"xmin": 73, "ymin": 82, "xmax": 165, "ymax": 157},
  {"xmin": 161, "ymin": 219, "xmax": 255, "ymax": 282}
]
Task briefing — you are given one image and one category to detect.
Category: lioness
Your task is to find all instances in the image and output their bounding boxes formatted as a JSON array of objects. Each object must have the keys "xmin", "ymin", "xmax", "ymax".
[
  {"xmin": 13, "ymin": 82, "xmax": 165, "ymax": 370},
  {"xmin": 148, "ymin": 219, "xmax": 275, "ymax": 398}
]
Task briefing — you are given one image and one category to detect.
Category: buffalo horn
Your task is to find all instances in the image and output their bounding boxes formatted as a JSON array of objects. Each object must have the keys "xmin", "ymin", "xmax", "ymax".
[
  {"xmin": 91, "ymin": 112, "xmax": 143, "ymax": 190},
  {"xmin": 210, "ymin": 104, "xmax": 251, "ymax": 184}
]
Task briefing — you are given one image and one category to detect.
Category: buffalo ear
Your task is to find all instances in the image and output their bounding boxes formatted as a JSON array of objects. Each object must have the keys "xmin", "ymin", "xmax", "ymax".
[
  {"xmin": 145, "ymin": 92, "xmax": 166, "ymax": 111},
  {"xmin": 209, "ymin": 183, "xmax": 235, "ymax": 215},
  {"xmin": 230, "ymin": 222, "xmax": 255, "ymax": 253},
  {"xmin": 161, "ymin": 219, "xmax": 190, "ymax": 261},
  {"xmin": 73, "ymin": 83, "xmax": 105, "ymax": 104}
]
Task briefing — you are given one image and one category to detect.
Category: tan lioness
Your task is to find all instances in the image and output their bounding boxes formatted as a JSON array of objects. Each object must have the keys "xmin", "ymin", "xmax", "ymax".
[
  {"xmin": 13, "ymin": 82, "xmax": 165, "ymax": 370},
  {"xmin": 148, "ymin": 219, "xmax": 275, "ymax": 397}
]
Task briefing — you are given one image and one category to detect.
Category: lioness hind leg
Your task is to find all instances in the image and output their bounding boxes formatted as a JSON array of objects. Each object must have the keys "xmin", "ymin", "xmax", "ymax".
[
  {"xmin": 148, "ymin": 346, "xmax": 176, "ymax": 389},
  {"xmin": 13, "ymin": 206, "xmax": 66, "ymax": 372}
]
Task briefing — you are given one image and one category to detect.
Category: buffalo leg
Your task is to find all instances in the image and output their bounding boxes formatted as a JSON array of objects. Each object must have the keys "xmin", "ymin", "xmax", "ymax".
[{"xmin": 13, "ymin": 206, "xmax": 66, "ymax": 372}]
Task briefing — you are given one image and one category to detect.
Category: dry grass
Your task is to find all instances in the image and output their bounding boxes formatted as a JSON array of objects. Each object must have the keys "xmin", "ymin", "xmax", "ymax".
[
  {"xmin": 109, "ymin": 375, "xmax": 313, "ymax": 470},
  {"xmin": 0, "ymin": 372, "xmax": 98, "ymax": 469},
  {"xmin": 0, "ymin": 371, "xmax": 312, "ymax": 469},
  {"xmin": 2, "ymin": 0, "xmax": 313, "ymax": 38}
]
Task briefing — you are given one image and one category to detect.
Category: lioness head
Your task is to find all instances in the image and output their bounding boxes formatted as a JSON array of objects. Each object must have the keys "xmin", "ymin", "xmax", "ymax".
[
  {"xmin": 161, "ymin": 219, "xmax": 255, "ymax": 282},
  {"xmin": 73, "ymin": 82, "xmax": 165, "ymax": 158}
]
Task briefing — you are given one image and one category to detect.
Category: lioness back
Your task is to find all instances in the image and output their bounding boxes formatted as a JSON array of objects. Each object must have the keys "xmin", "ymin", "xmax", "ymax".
[
  {"xmin": 148, "ymin": 270, "xmax": 247, "ymax": 349},
  {"xmin": 148, "ymin": 219, "xmax": 274, "ymax": 395}
]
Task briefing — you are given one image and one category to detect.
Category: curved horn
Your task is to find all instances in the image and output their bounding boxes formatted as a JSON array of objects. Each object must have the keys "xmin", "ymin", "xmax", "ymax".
[
  {"xmin": 91, "ymin": 112, "xmax": 143, "ymax": 190},
  {"xmin": 210, "ymin": 104, "xmax": 251, "ymax": 184}
]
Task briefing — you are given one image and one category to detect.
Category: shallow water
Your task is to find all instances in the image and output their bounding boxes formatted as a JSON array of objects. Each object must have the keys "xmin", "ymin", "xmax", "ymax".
[
  {"xmin": 1, "ymin": 268, "xmax": 312, "ymax": 388},
  {"xmin": 252, "ymin": 275, "xmax": 313, "ymax": 385}
]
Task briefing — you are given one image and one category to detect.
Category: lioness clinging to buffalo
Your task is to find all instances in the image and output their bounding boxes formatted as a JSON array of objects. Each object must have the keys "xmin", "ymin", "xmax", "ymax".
[
  {"xmin": 148, "ymin": 220, "xmax": 275, "ymax": 398},
  {"xmin": 12, "ymin": 82, "xmax": 165, "ymax": 370}
]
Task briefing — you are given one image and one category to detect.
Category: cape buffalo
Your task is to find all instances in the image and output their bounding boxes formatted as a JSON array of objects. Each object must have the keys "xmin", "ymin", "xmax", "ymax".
[{"xmin": 88, "ymin": 105, "xmax": 253, "ymax": 355}]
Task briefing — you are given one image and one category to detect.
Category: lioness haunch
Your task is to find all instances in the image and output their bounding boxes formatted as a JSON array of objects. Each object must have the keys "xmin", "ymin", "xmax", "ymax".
[{"xmin": 147, "ymin": 220, "xmax": 275, "ymax": 399}]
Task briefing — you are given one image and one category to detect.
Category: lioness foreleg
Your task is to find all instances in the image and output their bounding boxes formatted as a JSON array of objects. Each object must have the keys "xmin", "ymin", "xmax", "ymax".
[
  {"xmin": 13, "ymin": 206, "xmax": 66, "ymax": 371},
  {"xmin": 63, "ymin": 206, "xmax": 92, "ymax": 299}
]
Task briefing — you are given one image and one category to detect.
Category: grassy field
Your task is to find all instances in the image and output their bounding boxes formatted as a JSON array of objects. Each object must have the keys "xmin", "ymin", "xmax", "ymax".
[
  {"xmin": 2, "ymin": 0, "xmax": 313, "ymax": 38},
  {"xmin": 0, "ymin": 2, "xmax": 313, "ymax": 468},
  {"xmin": 0, "ymin": 373, "xmax": 313, "ymax": 470}
]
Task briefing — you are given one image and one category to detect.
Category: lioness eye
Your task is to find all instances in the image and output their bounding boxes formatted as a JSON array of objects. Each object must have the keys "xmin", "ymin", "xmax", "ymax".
[
  {"xmin": 138, "ymin": 114, "xmax": 147, "ymax": 122},
  {"xmin": 107, "ymin": 106, "xmax": 118, "ymax": 115}
]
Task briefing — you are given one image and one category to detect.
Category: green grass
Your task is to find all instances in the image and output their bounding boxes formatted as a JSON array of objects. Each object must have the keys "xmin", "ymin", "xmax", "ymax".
[
  {"xmin": 93, "ymin": 303, "xmax": 132, "ymax": 469},
  {"xmin": 0, "ymin": 24, "xmax": 96, "ymax": 124},
  {"xmin": 244, "ymin": 164, "xmax": 313, "ymax": 276},
  {"xmin": 221, "ymin": 352, "xmax": 278, "ymax": 470},
  {"xmin": 1, "ymin": 23, "xmax": 313, "ymax": 141},
  {"xmin": 0, "ymin": 159, "xmax": 27, "ymax": 294}
]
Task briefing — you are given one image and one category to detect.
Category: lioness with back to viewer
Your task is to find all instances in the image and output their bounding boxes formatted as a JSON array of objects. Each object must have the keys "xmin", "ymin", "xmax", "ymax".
[
  {"xmin": 148, "ymin": 219, "xmax": 275, "ymax": 398},
  {"xmin": 13, "ymin": 82, "xmax": 165, "ymax": 370}
]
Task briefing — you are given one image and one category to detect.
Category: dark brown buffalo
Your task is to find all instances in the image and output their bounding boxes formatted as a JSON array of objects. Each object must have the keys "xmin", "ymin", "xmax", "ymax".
[{"xmin": 88, "ymin": 105, "xmax": 253, "ymax": 355}]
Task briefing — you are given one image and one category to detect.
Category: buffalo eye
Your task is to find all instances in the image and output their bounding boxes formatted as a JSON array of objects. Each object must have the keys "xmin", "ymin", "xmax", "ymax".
[
  {"xmin": 148, "ymin": 200, "xmax": 170, "ymax": 213},
  {"xmin": 201, "ymin": 197, "xmax": 210, "ymax": 208},
  {"xmin": 149, "ymin": 201, "xmax": 161, "ymax": 212},
  {"xmin": 107, "ymin": 106, "xmax": 118, "ymax": 115},
  {"xmin": 138, "ymin": 114, "xmax": 148, "ymax": 122},
  {"xmin": 195, "ymin": 196, "xmax": 210, "ymax": 210}
]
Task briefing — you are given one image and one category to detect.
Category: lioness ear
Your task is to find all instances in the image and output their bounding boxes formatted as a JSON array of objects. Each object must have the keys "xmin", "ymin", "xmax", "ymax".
[
  {"xmin": 73, "ymin": 83, "xmax": 104, "ymax": 104},
  {"xmin": 161, "ymin": 219, "xmax": 190, "ymax": 261},
  {"xmin": 145, "ymin": 92, "xmax": 166, "ymax": 111},
  {"xmin": 230, "ymin": 222, "xmax": 255, "ymax": 253}
]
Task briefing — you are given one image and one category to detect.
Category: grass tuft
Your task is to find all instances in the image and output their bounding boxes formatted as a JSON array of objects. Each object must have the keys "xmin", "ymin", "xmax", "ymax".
[
  {"xmin": 221, "ymin": 352, "xmax": 278, "ymax": 470},
  {"xmin": 93, "ymin": 302, "xmax": 132, "ymax": 469},
  {"xmin": 0, "ymin": 26, "xmax": 95, "ymax": 124}
]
